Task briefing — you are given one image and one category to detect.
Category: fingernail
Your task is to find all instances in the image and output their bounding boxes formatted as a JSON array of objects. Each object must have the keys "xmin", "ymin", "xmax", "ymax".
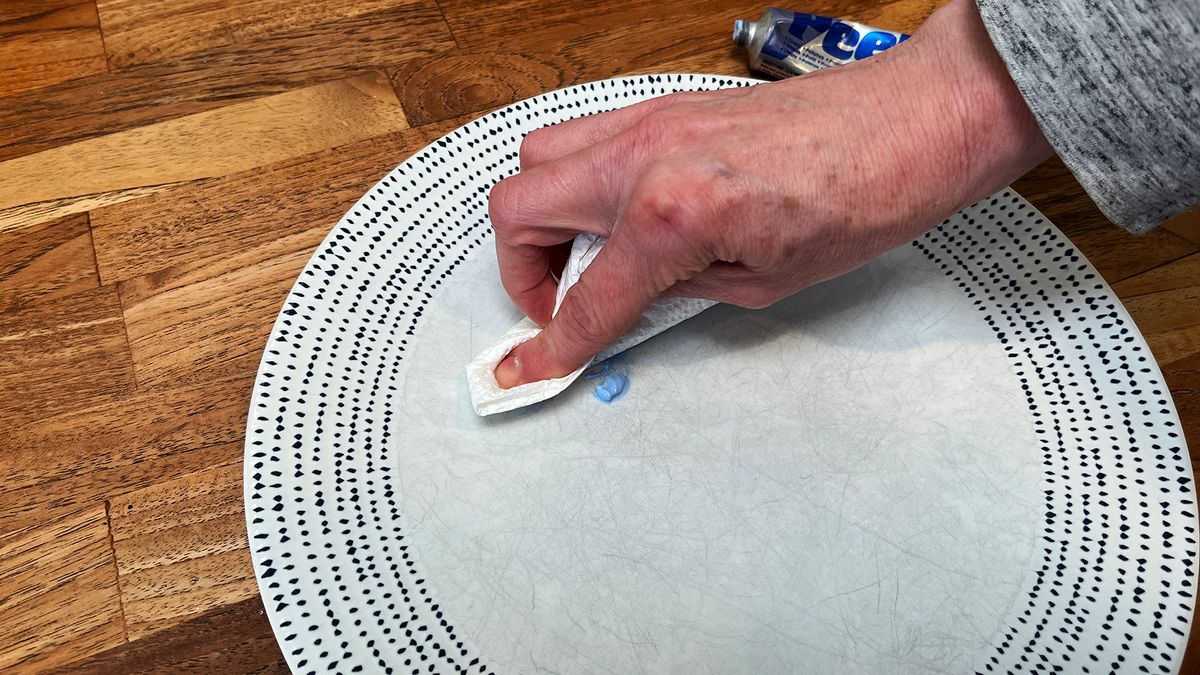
[{"xmin": 494, "ymin": 351, "xmax": 523, "ymax": 389}]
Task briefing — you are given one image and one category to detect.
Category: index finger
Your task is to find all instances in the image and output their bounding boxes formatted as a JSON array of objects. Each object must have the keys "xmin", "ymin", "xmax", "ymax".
[
  {"xmin": 494, "ymin": 206, "xmax": 710, "ymax": 387},
  {"xmin": 488, "ymin": 128, "xmax": 633, "ymax": 324}
]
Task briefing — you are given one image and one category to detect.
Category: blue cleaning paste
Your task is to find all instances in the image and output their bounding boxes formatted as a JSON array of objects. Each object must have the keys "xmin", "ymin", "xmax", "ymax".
[{"xmin": 583, "ymin": 355, "xmax": 630, "ymax": 404}]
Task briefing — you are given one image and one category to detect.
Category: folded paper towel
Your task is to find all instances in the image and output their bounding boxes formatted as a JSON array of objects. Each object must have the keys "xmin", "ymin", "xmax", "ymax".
[{"xmin": 467, "ymin": 234, "xmax": 715, "ymax": 415}]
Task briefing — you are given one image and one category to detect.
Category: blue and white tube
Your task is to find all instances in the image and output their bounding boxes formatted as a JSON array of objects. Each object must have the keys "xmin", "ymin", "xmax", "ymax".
[{"xmin": 734, "ymin": 8, "xmax": 909, "ymax": 79}]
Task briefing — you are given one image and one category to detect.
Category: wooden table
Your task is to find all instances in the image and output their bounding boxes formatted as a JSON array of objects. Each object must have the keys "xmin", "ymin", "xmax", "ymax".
[{"xmin": 1, "ymin": 0, "xmax": 1196, "ymax": 671}]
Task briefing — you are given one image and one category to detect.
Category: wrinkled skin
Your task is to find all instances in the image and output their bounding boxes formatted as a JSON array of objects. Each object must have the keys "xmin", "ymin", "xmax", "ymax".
[{"xmin": 488, "ymin": 0, "xmax": 1051, "ymax": 387}]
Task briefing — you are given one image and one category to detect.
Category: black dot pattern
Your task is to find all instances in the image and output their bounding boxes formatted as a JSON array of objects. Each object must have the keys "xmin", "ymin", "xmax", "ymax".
[
  {"xmin": 244, "ymin": 75, "xmax": 1198, "ymax": 674},
  {"xmin": 914, "ymin": 196, "xmax": 1196, "ymax": 674}
]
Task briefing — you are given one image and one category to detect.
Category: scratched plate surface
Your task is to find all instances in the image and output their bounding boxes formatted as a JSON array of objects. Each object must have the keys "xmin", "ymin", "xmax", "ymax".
[{"xmin": 244, "ymin": 75, "xmax": 1198, "ymax": 675}]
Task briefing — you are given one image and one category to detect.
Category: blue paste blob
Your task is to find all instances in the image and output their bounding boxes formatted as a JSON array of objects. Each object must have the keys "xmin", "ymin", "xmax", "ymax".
[{"xmin": 583, "ymin": 356, "xmax": 630, "ymax": 404}]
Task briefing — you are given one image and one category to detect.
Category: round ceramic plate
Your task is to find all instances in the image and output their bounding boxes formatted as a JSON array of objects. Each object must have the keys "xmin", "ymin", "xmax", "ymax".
[{"xmin": 244, "ymin": 74, "xmax": 1197, "ymax": 674}]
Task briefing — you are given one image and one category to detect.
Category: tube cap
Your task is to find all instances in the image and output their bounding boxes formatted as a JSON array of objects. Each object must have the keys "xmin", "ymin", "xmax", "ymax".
[{"xmin": 732, "ymin": 19, "xmax": 753, "ymax": 47}]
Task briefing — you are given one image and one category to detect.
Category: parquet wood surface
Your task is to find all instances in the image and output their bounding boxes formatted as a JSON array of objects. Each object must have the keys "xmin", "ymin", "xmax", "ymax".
[{"xmin": 0, "ymin": 0, "xmax": 1196, "ymax": 671}]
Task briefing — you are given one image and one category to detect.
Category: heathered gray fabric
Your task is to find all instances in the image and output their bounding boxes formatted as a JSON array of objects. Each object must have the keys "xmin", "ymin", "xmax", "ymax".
[{"xmin": 975, "ymin": 1, "xmax": 1200, "ymax": 233}]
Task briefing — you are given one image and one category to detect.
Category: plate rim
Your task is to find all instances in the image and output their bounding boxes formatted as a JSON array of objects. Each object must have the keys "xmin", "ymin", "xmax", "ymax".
[{"xmin": 242, "ymin": 72, "xmax": 1198, "ymax": 674}]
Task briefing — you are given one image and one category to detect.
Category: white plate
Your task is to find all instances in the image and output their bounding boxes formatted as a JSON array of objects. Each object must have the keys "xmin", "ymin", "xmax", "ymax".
[{"xmin": 244, "ymin": 74, "xmax": 1197, "ymax": 674}]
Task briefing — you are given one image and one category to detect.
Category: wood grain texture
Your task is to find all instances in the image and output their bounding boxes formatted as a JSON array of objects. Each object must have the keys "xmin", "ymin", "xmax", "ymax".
[
  {"xmin": 1116, "ymin": 264, "xmax": 1198, "ymax": 366},
  {"xmin": 438, "ymin": 0, "xmax": 938, "ymax": 52},
  {"xmin": 394, "ymin": 0, "xmax": 774, "ymax": 125},
  {"xmin": 0, "ymin": 0, "xmax": 1196, "ymax": 670},
  {"xmin": 1012, "ymin": 158, "xmax": 1200, "ymax": 283},
  {"xmin": 0, "ymin": 213, "xmax": 98, "ymax": 312},
  {"xmin": 0, "ymin": 507, "xmax": 125, "ymax": 672},
  {"xmin": 391, "ymin": 25, "xmax": 750, "ymax": 127},
  {"xmin": 1114, "ymin": 252, "xmax": 1200, "ymax": 461},
  {"xmin": 1164, "ymin": 350, "xmax": 1200, "ymax": 462},
  {"xmin": 110, "ymin": 463, "xmax": 255, "ymax": 639},
  {"xmin": 117, "ymin": 235, "xmax": 318, "ymax": 389},
  {"xmin": 1113, "ymin": 250, "xmax": 1200, "ymax": 300},
  {"xmin": 49, "ymin": 596, "xmax": 285, "ymax": 674},
  {"xmin": 1119, "ymin": 285, "xmax": 1200, "ymax": 368},
  {"xmin": 0, "ymin": 0, "xmax": 92, "ymax": 22},
  {"xmin": 0, "ymin": 72, "xmax": 410, "ymax": 232},
  {"xmin": 103, "ymin": 126, "xmax": 428, "ymax": 390},
  {"xmin": 0, "ymin": 1, "xmax": 107, "ymax": 97},
  {"xmin": 439, "ymin": 0, "xmax": 751, "ymax": 52},
  {"xmin": 90, "ymin": 126, "xmax": 428, "ymax": 285},
  {"xmin": 0, "ymin": 374, "xmax": 250, "ymax": 533},
  {"xmin": 395, "ymin": 0, "xmax": 940, "ymax": 126},
  {"xmin": 96, "ymin": 0, "xmax": 428, "ymax": 69},
  {"xmin": 0, "ymin": 286, "xmax": 135, "ymax": 427},
  {"xmin": 1164, "ymin": 207, "xmax": 1200, "ymax": 246},
  {"xmin": 0, "ymin": 3, "xmax": 451, "ymax": 163}
]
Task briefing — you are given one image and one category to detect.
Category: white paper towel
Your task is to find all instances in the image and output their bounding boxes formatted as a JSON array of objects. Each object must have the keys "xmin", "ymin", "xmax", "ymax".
[{"xmin": 466, "ymin": 234, "xmax": 715, "ymax": 415}]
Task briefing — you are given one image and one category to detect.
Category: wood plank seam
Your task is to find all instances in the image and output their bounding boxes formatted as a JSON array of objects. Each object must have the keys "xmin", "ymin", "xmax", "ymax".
[
  {"xmin": 91, "ymin": 212, "xmax": 142, "ymax": 391},
  {"xmin": 1111, "ymin": 247, "xmax": 1199, "ymax": 283},
  {"xmin": 101, "ymin": 500, "xmax": 131, "ymax": 644},
  {"xmin": 106, "ymin": 460, "xmax": 257, "ymax": 640},
  {"xmin": 0, "ymin": 213, "xmax": 99, "ymax": 314},
  {"xmin": 0, "ymin": 179, "xmax": 215, "ymax": 237},
  {"xmin": 1109, "ymin": 252, "xmax": 1200, "ymax": 299},
  {"xmin": 84, "ymin": 213, "xmax": 102, "ymax": 282},
  {"xmin": 0, "ymin": 505, "xmax": 127, "ymax": 670},
  {"xmin": 0, "ymin": 2, "xmax": 454, "ymax": 163},
  {"xmin": 92, "ymin": 0, "xmax": 112, "ymax": 74},
  {"xmin": 0, "ymin": 0, "xmax": 1192, "ymax": 668},
  {"xmin": 0, "ymin": 75, "xmax": 411, "ymax": 233},
  {"xmin": 113, "ymin": 307, "xmax": 141, "ymax": 390},
  {"xmin": 431, "ymin": 0, "xmax": 463, "ymax": 51},
  {"xmin": 0, "ymin": 0, "xmax": 110, "ymax": 98}
]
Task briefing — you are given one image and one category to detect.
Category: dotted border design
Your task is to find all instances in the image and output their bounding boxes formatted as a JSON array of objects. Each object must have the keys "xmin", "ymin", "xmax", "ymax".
[
  {"xmin": 243, "ymin": 75, "xmax": 1197, "ymax": 674},
  {"xmin": 917, "ymin": 200, "xmax": 1196, "ymax": 674}
]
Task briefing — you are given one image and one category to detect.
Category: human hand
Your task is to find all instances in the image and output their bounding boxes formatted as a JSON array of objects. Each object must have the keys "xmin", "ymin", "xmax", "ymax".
[{"xmin": 488, "ymin": 0, "xmax": 1051, "ymax": 388}]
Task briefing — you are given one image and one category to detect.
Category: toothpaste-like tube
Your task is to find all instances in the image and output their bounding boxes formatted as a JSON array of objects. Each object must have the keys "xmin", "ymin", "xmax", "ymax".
[{"xmin": 733, "ymin": 8, "xmax": 908, "ymax": 79}]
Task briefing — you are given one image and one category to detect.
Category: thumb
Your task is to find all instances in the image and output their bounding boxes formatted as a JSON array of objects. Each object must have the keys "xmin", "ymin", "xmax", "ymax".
[{"xmin": 495, "ymin": 224, "xmax": 701, "ymax": 387}]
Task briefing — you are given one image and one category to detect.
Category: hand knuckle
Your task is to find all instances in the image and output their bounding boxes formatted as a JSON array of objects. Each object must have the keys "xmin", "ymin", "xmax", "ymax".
[
  {"xmin": 637, "ymin": 110, "xmax": 683, "ymax": 141},
  {"xmin": 639, "ymin": 164, "xmax": 734, "ymax": 242},
  {"xmin": 519, "ymin": 127, "xmax": 552, "ymax": 167},
  {"xmin": 487, "ymin": 178, "xmax": 520, "ymax": 238},
  {"xmin": 639, "ymin": 184, "xmax": 697, "ymax": 242},
  {"xmin": 622, "ymin": 109, "xmax": 686, "ymax": 160}
]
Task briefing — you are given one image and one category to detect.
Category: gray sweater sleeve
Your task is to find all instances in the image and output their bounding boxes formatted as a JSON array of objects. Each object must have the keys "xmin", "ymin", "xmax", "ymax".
[{"xmin": 974, "ymin": 0, "xmax": 1200, "ymax": 233}]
